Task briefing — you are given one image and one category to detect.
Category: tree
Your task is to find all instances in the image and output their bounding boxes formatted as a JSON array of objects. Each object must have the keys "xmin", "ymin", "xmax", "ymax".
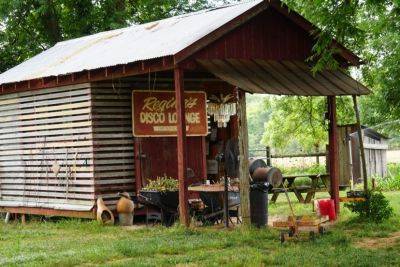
[
  {"xmin": 261, "ymin": 96, "xmax": 355, "ymax": 153},
  {"xmin": 282, "ymin": 0, "xmax": 400, "ymax": 145},
  {"xmin": 246, "ymin": 94, "xmax": 271, "ymax": 151},
  {"xmin": 0, "ymin": 0, "xmax": 209, "ymax": 73}
]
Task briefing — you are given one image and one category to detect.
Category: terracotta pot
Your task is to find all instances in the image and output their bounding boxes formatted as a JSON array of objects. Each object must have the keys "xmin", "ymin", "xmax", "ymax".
[
  {"xmin": 116, "ymin": 193, "xmax": 135, "ymax": 214},
  {"xmin": 118, "ymin": 213, "xmax": 133, "ymax": 226},
  {"xmin": 96, "ymin": 197, "xmax": 114, "ymax": 225}
]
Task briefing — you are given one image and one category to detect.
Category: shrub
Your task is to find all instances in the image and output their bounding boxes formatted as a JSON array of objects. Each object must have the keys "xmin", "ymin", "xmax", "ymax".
[{"xmin": 345, "ymin": 190, "xmax": 393, "ymax": 223}]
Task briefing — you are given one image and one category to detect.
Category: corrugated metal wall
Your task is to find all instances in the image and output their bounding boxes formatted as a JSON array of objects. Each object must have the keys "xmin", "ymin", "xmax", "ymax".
[{"xmin": 0, "ymin": 84, "xmax": 95, "ymax": 211}]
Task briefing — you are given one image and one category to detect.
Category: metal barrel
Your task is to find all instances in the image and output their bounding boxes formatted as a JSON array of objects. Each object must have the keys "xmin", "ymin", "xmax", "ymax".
[{"xmin": 249, "ymin": 182, "xmax": 269, "ymax": 227}]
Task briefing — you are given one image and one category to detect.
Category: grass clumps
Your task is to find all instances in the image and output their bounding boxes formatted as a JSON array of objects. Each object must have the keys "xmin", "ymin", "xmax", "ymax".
[{"xmin": 375, "ymin": 163, "xmax": 400, "ymax": 191}]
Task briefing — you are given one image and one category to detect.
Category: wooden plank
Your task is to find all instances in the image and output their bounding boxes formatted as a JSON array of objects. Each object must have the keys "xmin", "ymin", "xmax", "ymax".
[
  {"xmin": 0, "ymin": 134, "xmax": 93, "ymax": 145},
  {"xmin": 363, "ymin": 143, "xmax": 389, "ymax": 150},
  {"xmin": 238, "ymin": 90, "xmax": 250, "ymax": 224},
  {"xmin": 174, "ymin": 67, "xmax": 190, "ymax": 227},
  {"xmin": 0, "ymin": 107, "xmax": 91, "ymax": 123},
  {"xmin": 0, "ymin": 153, "xmax": 93, "ymax": 162},
  {"xmin": 0, "ymin": 178, "xmax": 95, "ymax": 185},
  {"xmin": 95, "ymin": 178, "xmax": 134, "ymax": 185},
  {"xmin": 0, "ymin": 121, "xmax": 92, "ymax": 134},
  {"xmin": 0, "ymin": 83, "xmax": 91, "ymax": 101},
  {"xmin": 0, "ymin": 127, "xmax": 92, "ymax": 139},
  {"xmin": 93, "ymin": 165, "xmax": 134, "ymax": 171},
  {"xmin": 0, "ymin": 102, "xmax": 91, "ymax": 119},
  {"xmin": 353, "ymin": 96, "xmax": 368, "ymax": 192},
  {"xmin": 0, "ymin": 196, "xmax": 94, "ymax": 206},
  {"xmin": 0, "ymin": 114, "xmax": 91, "ymax": 129},
  {"xmin": 0, "ymin": 190, "xmax": 95, "ymax": 200},
  {"xmin": 0, "ymin": 140, "xmax": 93, "ymax": 151},
  {"xmin": 328, "ymin": 96, "xmax": 339, "ymax": 214},
  {"xmin": 1, "ymin": 184, "xmax": 95, "ymax": 193},
  {"xmin": 0, "ymin": 94, "xmax": 91, "ymax": 112},
  {"xmin": 0, "ymin": 206, "xmax": 95, "ymax": 219},
  {"xmin": 0, "ymin": 172, "xmax": 93, "ymax": 178},
  {"xmin": 94, "ymin": 170, "xmax": 134, "ymax": 178}
]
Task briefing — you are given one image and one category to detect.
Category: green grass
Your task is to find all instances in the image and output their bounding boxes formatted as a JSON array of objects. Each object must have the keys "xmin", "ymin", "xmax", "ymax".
[
  {"xmin": 1, "ymin": 192, "xmax": 400, "ymax": 266},
  {"xmin": 375, "ymin": 163, "xmax": 400, "ymax": 191}
]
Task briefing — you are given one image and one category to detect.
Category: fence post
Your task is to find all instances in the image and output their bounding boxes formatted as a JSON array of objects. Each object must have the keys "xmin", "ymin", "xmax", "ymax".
[
  {"xmin": 266, "ymin": 146, "xmax": 271, "ymax": 166},
  {"xmin": 315, "ymin": 144, "xmax": 320, "ymax": 165}
]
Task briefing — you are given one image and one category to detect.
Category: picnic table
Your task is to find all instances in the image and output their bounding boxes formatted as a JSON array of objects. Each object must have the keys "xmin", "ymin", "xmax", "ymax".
[{"xmin": 270, "ymin": 174, "xmax": 330, "ymax": 204}]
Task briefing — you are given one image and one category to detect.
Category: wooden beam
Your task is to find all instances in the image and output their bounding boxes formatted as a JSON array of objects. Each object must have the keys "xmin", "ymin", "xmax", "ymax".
[
  {"xmin": 174, "ymin": 67, "xmax": 190, "ymax": 227},
  {"xmin": 353, "ymin": 95, "xmax": 368, "ymax": 192},
  {"xmin": 0, "ymin": 207, "xmax": 96, "ymax": 219},
  {"xmin": 134, "ymin": 138, "xmax": 143, "ymax": 195},
  {"xmin": 237, "ymin": 89, "xmax": 250, "ymax": 224},
  {"xmin": 327, "ymin": 96, "xmax": 340, "ymax": 215},
  {"xmin": 0, "ymin": 57, "xmax": 174, "ymax": 95}
]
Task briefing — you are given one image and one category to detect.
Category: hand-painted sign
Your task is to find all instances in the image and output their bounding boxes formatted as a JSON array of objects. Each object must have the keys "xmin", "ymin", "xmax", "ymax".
[{"xmin": 132, "ymin": 90, "xmax": 208, "ymax": 137}]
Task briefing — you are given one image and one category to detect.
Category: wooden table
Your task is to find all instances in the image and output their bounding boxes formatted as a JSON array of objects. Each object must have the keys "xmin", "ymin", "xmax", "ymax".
[
  {"xmin": 188, "ymin": 184, "xmax": 239, "ymax": 192},
  {"xmin": 270, "ymin": 174, "xmax": 329, "ymax": 204}
]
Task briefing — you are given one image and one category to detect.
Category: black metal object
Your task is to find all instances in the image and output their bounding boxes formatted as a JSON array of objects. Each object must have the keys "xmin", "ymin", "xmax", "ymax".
[
  {"xmin": 249, "ymin": 159, "xmax": 267, "ymax": 177},
  {"xmin": 138, "ymin": 190, "xmax": 179, "ymax": 226},
  {"xmin": 197, "ymin": 191, "xmax": 240, "ymax": 225},
  {"xmin": 249, "ymin": 182, "xmax": 269, "ymax": 227},
  {"xmin": 215, "ymin": 152, "xmax": 230, "ymax": 228}
]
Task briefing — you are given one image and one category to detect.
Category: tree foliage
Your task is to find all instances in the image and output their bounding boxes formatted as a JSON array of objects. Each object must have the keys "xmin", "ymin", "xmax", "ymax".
[
  {"xmin": 283, "ymin": 0, "xmax": 400, "ymax": 145},
  {"xmin": 261, "ymin": 96, "xmax": 355, "ymax": 153},
  {"xmin": 258, "ymin": 0, "xmax": 400, "ymax": 151},
  {"xmin": 0, "ymin": 0, "xmax": 209, "ymax": 73},
  {"xmin": 246, "ymin": 94, "xmax": 271, "ymax": 151}
]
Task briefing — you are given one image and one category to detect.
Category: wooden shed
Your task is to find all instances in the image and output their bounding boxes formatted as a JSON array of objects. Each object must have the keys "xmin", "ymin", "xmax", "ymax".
[
  {"xmin": 0, "ymin": 0, "xmax": 370, "ymax": 222},
  {"xmin": 337, "ymin": 125, "xmax": 388, "ymax": 187}
]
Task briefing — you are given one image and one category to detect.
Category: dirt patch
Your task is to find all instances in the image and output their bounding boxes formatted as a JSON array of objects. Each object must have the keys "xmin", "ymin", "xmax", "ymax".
[{"xmin": 354, "ymin": 231, "xmax": 400, "ymax": 249}]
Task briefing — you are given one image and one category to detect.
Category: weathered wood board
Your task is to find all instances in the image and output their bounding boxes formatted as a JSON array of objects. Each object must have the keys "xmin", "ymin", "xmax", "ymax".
[{"xmin": 0, "ymin": 82, "xmax": 135, "ymax": 215}]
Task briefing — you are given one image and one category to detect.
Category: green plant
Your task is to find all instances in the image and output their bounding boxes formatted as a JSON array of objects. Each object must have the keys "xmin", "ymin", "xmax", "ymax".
[
  {"xmin": 345, "ymin": 190, "xmax": 393, "ymax": 223},
  {"xmin": 375, "ymin": 163, "xmax": 400, "ymax": 191},
  {"xmin": 143, "ymin": 175, "xmax": 178, "ymax": 192}
]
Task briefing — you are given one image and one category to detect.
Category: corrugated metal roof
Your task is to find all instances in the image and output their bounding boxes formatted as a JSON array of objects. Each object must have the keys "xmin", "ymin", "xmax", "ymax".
[
  {"xmin": 198, "ymin": 59, "xmax": 370, "ymax": 96},
  {"xmin": 0, "ymin": 0, "xmax": 262, "ymax": 85}
]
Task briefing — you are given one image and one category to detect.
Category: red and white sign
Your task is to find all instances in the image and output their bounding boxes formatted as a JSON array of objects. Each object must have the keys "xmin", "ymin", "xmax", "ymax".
[{"xmin": 132, "ymin": 90, "xmax": 208, "ymax": 137}]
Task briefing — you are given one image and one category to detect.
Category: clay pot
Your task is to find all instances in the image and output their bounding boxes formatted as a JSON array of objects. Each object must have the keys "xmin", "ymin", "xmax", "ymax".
[
  {"xmin": 118, "ymin": 213, "xmax": 134, "ymax": 226},
  {"xmin": 116, "ymin": 192, "xmax": 135, "ymax": 214},
  {"xmin": 96, "ymin": 197, "xmax": 114, "ymax": 225}
]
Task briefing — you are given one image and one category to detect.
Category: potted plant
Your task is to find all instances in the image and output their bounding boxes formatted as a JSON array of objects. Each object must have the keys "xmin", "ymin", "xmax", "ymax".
[{"xmin": 139, "ymin": 175, "xmax": 179, "ymax": 213}]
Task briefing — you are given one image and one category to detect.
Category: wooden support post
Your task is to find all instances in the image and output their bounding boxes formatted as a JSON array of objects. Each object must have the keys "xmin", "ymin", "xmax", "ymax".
[
  {"xmin": 174, "ymin": 67, "xmax": 190, "ymax": 227},
  {"xmin": 327, "ymin": 96, "xmax": 340, "ymax": 214},
  {"xmin": 353, "ymin": 95, "xmax": 368, "ymax": 193},
  {"xmin": 266, "ymin": 146, "xmax": 271, "ymax": 166},
  {"xmin": 237, "ymin": 90, "xmax": 250, "ymax": 224}
]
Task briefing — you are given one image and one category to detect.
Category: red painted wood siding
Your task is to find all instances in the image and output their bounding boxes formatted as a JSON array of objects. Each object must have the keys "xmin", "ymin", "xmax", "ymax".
[
  {"xmin": 190, "ymin": 9, "xmax": 314, "ymax": 62},
  {"xmin": 138, "ymin": 137, "xmax": 206, "ymax": 185}
]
